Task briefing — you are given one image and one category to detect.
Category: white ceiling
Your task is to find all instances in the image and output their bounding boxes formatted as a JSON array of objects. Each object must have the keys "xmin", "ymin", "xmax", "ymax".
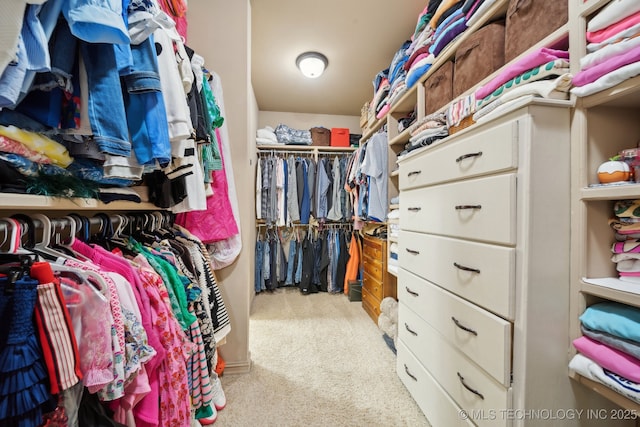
[{"xmin": 251, "ymin": 0, "xmax": 428, "ymax": 117}]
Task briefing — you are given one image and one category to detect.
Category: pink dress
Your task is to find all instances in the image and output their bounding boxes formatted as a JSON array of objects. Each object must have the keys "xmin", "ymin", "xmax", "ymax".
[{"xmin": 133, "ymin": 255, "xmax": 193, "ymax": 427}]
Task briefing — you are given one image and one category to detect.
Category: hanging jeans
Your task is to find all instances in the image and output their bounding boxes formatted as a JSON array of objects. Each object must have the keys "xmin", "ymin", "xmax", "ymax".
[
  {"xmin": 121, "ymin": 35, "xmax": 171, "ymax": 166},
  {"xmin": 285, "ymin": 240, "xmax": 297, "ymax": 286},
  {"xmin": 254, "ymin": 240, "xmax": 263, "ymax": 293},
  {"xmin": 78, "ymin": 40, "xmax": 131, "ymax": 156}
]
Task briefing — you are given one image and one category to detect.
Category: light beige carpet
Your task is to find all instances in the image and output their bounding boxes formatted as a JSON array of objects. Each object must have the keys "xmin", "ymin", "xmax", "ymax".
[{"xmin": 215, "ymin": 288, "xmax": 429, "ymax": 427}]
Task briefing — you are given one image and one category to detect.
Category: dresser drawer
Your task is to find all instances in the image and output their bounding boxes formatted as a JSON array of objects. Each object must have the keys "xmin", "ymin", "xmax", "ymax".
[
  {"xmin": 363, "ymin": 237, "xmax": 385, "ymax": 260},
  {"xmin": 400, "ymin": 173, "xmax": 516, "ymax": 246},
  {"xmin": 398, "ymin": 305, "xmax": 512, "ymax": 427},
  {"xmin": 399, "ymin": 231, "xmax": 515, "ymax": 319},
  {"xmin": 361, "ymin": 287, "xmax": 380, "ymax": 321},
  {"xmin": 363, "ymin": 257, "xmax": 384, "ymax": 283},
  {"xmin": 363, "ymin": 271, "xmax": 383, "ymax": 300},
  {"xmin": 397, "ymin": 340, "xmax": 475, "ymax": 427},
  {"xmin": 398, "ymin": 285, "xmax": 511, "ymax": 386},
  {"xmin": 399, "ymin": 119, "xmax": 518, "ymax": 191}
]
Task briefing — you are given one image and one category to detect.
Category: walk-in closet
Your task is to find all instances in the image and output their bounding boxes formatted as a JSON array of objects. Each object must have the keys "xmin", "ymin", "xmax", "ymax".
[{"xmin": 4, "ymin": 0, "xmax": 640, "ymax": 426}]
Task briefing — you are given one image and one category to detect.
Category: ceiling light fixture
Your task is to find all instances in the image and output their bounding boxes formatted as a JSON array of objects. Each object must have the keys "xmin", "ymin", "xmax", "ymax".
[{"xmin": 296, "ymin": 52, "xmax": 328, "ymax": 79}]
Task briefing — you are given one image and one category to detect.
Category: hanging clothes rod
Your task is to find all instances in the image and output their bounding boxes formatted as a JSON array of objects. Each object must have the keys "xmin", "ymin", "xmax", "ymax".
[
  {"xmin": 256, "ymin": 150, "xmax": 353, "ymax": 157},
  {"xmin": 257, "ymin": 150, "xmax": 314, "ymax": 157}
]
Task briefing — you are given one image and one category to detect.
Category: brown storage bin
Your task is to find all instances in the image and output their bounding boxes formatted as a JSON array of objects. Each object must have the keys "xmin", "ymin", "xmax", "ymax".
[
  {"xmin": 504, "ymin": 0, "xmax": 568, "ymax": 63},
  {"xmin": 424, "ymin": 60, "xmax": 453, "ymax": 115},
  {"xmin": 310, "ymin": 127, "xmax": 330, "ymax": 146},
  {"xmin": 453, "ymin": 20, "xmax": 505, "ymax": 98}
]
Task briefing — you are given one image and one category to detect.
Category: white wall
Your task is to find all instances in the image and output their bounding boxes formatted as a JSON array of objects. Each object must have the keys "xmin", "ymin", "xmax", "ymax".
[
  {"xmin": 186, "ymin": 2, "xmax": 360, "ymax": 374},
  {"xmin": 259, "ymin": 111, "xmax": 361, "ymax": 134},
  {"xmin": 187, "ymin": 0, "xmax": 254, "ymax": 373}
]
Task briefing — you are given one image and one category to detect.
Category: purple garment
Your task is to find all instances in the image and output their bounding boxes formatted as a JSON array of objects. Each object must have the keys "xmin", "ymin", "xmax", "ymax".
[
  {"xmin": 573, "ymin": 45, "xmax": 640, "ymax": 87},
  {"xmin": 475, "ymin": 47, "xmax": 569, "ymax": 99},
  {"xmin": 429, "ymin": 15, "xmax": 467, "ymax": 57}
]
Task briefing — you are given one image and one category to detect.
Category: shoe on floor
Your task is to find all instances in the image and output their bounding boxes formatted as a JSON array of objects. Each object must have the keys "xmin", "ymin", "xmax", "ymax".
[
  {"xmin": 197, "ymin": 406, "xmax": 217, "ymax": 426},
  {"xmin": 211, "ymin": 376, "xmax": 226, "ymax": 410}
]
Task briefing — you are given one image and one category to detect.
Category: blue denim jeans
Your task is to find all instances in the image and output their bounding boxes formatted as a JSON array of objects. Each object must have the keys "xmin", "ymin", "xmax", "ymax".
[
  {"xmin": 254, "ymin": 240, "xmax": 263, "ymax": 293},
  {"xmin": 295, "ymin": 243, "xmax": 303, "ymax": 284},
  {"xmin": 263, "ymin": 241, "xmax": 271, "ymax": 285},
  {"xmin": 17, "ymin": 0, "xmax": 65, "ymax": 103},
  {"xmin": 79, "ymin": 40, "xmax": 131, "ymax": 156},
  {"xmin": 285, "ymin": 240, "xmax": 297, "ymax": 285},
  {"xmin": 0, "ymin": 4, "xmax": 49, "ymax": 108},
  {"xmin": 120, "ymin": 35, "xmax": 171, "ymax": 166}
]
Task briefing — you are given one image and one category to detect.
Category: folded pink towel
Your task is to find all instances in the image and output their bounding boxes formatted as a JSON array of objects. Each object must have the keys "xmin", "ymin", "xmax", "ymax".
[
  {"xmin": 612, "ymin": 239, "xmax": 640, "ymax": 254},
  {"xmin": 587, "ymin": 10, "xmax": 640, "ymax": 44},
  {"xmin": 573, "ymin": 336, "xmax": 640, "ymax": 383},
  {"xmin": 475, "ymin": 48, "xmax": 569, "ymax": 99},
  {"xmin": 573, "ymin": 45, "xmax": 640, "ymax": 86}
]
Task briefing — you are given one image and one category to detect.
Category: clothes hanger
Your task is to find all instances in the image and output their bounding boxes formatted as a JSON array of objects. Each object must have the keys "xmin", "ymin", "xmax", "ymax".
[
  {"xmin": 50, "ymin": 216, "xmax": 91, "ymax": 262},
  {"xmin": 48, "ymin": 262, "xmax": 108, "ymax": 303},
  {"xmin": 0, "ymin": 218, "xmax": 37, "ymax": 290},
  {"xmin": 98, "ymin": 213, "xmax": 139, "ymax": 258}
]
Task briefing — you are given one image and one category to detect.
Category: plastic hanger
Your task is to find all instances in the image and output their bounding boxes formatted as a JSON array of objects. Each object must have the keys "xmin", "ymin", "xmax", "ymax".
[
  {"xmin": 49, "ymin": 262, "xmax": 108, "ymax": 303},
  {"xmin": 0, "ymin": 217, "xmax": 21, "ymax": 254},
  {"xmin": 30, "ymin": 214, "xmax": 75, "ymax": 262},
  {"xmin": 51, "ymin": 216, "xmax": 91, "ymax": 262}
]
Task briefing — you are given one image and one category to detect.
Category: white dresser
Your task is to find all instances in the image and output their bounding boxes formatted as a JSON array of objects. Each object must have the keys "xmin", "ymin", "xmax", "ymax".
[{"xmin": 396, "ymin": 100, "xmax": 576, "ymax": 427}]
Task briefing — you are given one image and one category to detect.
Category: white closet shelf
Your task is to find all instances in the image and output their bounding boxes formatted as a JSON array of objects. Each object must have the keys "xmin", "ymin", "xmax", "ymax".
[
  {"xmin": 581, "ymin": 182, "xmax": 640, "ymax": 200},
  {"xmin": 388, "ymin": 0, "xmax": 511, "ymax": 117},
  {"xmin": 0, "ymin": 193, "xmax": 158, "ymax": 211},
  {"xmin": 256, "ymin": 145, "xmax": 355, "ymax": 152},
  {"xmin": 362, "ymin": 118, "xmax": 386, "ymax": 142},
  {"xmin": 580, "ymin": 75, "xmax": 640, "ymax": 109},
  {"xmin": 577, "ymin": 0, "xmax": 612, "ymax": 18},
  {"xmin": 581, "ymin": 279, "xmax": 640, "ymax": 309},
  {"xmin": 387, "ymin": 263, "xmax": 398, "ymax": 277},
  {"xmin": 389, "ymin": 127, "xmax": 411, "ymax": 147},
  {"xmin": 569, "ymin": 371, "xmax": 640, "ymax": 412}
]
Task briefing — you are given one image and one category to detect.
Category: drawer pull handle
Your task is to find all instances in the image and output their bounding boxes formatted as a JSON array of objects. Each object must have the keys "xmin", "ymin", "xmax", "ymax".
[
  {"xmin": 457, "ymin": 372, "xmax": 484, "ymax": 400},
  {"xmin": 451, "ymin": 316, "xmax": 478, "ymax": 336},
  {"xmin": 404, "ymin": 364, "xmax": 418, "ymax": 382},
  {"xmin": 407, "ymin": 170, "xmax": 422, "ymax": 177},
  {"xmin": 455, "ymin": 151, "xmax": 483, "ymax": 163},
  {"xmin": 405, "ymin": 286, "xmax": 419, "ymax": 297},
  {"xmin": 406, "ymin": 248, "xmax": 420, "ymax": 255},
  {"xmin": 453, "ymin": 262, "xmax": 480, "ymax": 274},
  {"xmin": 408, "ymin": 207, "xmax": 422, "ymax": 212},
  {"xmin": 455, "ymin": 205, "xmax": 482, "ymax": 210},
  {"xmin": 404, "ymin": 322, "xmax": 418, "ymax": 336}
]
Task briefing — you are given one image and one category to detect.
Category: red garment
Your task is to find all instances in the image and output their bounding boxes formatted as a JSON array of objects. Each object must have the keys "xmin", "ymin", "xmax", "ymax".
[
  {"xmin": 31, "ymin": 262, "xmax": 83, "ymax": 396},
  {"xmin": 157, "ymin": 0, "xmax": 188, "ymax": 42}
]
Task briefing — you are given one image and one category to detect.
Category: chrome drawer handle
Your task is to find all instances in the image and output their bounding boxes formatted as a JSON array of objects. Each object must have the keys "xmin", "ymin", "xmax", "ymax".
[
  {"xmin": 405, "ymin": 286, "xmax": 419, "ymax": 297},
  {"xmin": 407, "ymin": 207, "xmax": 422, "ymax": 212},
  {"xmin": 455, "ymin": 151, "xmax": 483, "ymax": 163},
  {"xmin": 404, "ymin": 322, "xmax": 418, "ymax": 336},
  {"xmin": 453, "ymin": 262, "xmax": 480, "ymax": 274},
  {"xmin": 457, "ymin": 372, "xmax": 484, "ymax": 400},
  {"xmin": 404, "ymin": 364, "xmax": 418, "ymax": 382},
  {"xmin": 451, "ymin": 316, "xmax": 478, "ymax": 336},
  {"xmin": 455, "ymin": 205, "xmax": 482, "ymax": 210},
  {"xmin": 406, "ymin": 248, "xmax": 420, "ymax": 255},
  {"xmin": 407, "ymin": 170, "xmax": 422, "ymax": 177}
]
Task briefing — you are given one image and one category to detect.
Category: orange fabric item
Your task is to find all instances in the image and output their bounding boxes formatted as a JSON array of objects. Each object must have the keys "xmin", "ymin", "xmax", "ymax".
[
  {"xmin": 215, "ymin": 353, "xmax": 226, "ymax": 376},
  {"xmin": 344, "ymin": 232, "xmax": 361, "ymax": 295}
]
